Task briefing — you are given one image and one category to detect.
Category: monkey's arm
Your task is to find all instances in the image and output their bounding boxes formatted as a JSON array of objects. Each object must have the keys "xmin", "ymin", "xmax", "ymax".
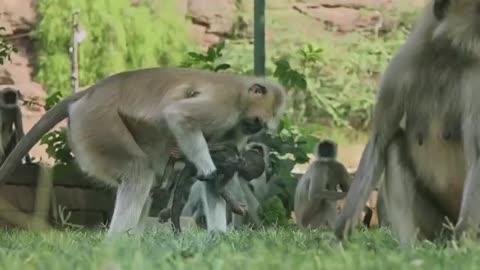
[
  {"xmin": 337, "ymin": 165, "xmax": 351, "ymax": 192},
  {"xmin": 164, "ymin": 98, "xmax": 219, "ymax": 181},
  {"xmin": 335, "ymin": 76, "xmax": 405, "ymax": 240},
  {"xmin": 14, "ymin": 108, "xmax": 32, "ymax": 163}
]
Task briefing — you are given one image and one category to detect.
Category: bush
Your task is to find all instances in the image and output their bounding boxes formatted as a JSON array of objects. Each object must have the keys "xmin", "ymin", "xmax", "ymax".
[{"xmin": 34, "ymin": 0, "xmax": 193, "ymax": 96}]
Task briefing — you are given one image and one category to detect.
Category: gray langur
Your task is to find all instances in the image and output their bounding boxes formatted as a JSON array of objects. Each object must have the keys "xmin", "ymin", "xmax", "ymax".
[
  {"xmin": 294, "ymin": 139, "xmax": 350, "ymax": 229},
  {"xmin": 335, "ymin": 0, "xmax": 480, "ymax": 244},
  {"xmin": 0, "ymin": 87, "xmax": 31, "ymax": 165},
  {"xmin": 0, "ymin": 67, "xmax": 287, "ymax": 237}
]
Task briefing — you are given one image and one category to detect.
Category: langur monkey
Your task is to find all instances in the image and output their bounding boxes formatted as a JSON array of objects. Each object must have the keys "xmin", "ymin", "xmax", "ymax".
[
  {"xmin": 0, "ymin": 67, "xmax": 287, "ymax": 237},
  {"xmin": 0, "ymin": 87, "xmax": 31, "ymax": 165},
  {"xmin": 335, "ymin": 0, "xmax": 480, "ymax": 244},
  {"xmin": 294, "ymin": 139, "xmax": 350, "ymax": 229}
]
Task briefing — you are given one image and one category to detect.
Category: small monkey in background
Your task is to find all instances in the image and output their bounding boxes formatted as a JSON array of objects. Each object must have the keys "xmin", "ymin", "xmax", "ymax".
[
  {"xmin": 0, "ymin": 67, "xmax": 287, "ymax": 237},
  {"xmin": 0, "ymin": 87, "xmax": 31, "ymax": 165},
  {"xmin": 294, "ymin": 139, "xmax": 350, "ymax": 229},
  {"xmin": 336, "ymin": 0, "xmax": 480, "ymax": 244}
]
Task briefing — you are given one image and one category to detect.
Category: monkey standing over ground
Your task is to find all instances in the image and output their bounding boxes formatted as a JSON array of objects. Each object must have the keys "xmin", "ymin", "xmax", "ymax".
[
  {"xmin": 294, "ymin": 139, "xmax": 351, "ymax": 229},
  {"xmin": 335, "ymin": 0, "xmax": 480, "ymax": 244},
  {"xmin": 0, "ymin": 87, "xmax": 31, "ymax": 165},
  {"xmin": 0, "ymin": 67, "xmax": 287, "ymax": 237}
]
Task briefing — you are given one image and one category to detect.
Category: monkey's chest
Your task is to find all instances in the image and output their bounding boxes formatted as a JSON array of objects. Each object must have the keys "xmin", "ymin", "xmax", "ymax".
[{"xmin": 407, "ymin": 119, "xmax": 466, "ymax": 219}]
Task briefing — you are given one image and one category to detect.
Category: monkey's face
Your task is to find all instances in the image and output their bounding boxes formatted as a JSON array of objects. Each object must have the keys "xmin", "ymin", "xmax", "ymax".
[
  {"xmin": 0, "ymin": 88, "xmax": 19, "ymax": 108},
  {"xmin": 241, "ymin": 82, "xmax": 286, "ymax": 135},
  {"xmin": 316, "ymin": 140, "xmax": 337, "ymax": 159},
  {"xmin": 434, "ymin": 0, "xmax": 480, "ymax": 28}
]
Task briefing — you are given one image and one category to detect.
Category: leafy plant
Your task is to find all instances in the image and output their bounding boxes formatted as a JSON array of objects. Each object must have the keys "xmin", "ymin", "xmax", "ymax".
[
  {"xmin": 180, "ymin": 41, "xmax": 231, "ymax": 72},
  {"xmin": 34, "ymin": 0, "xmax": 193, "ymax": 96},
  {"xmin": 40, "ymin": 91, "xmax": 74, "ymax": 165},
  {"xmin": 0, "ymin": 27, "xmax": 17, "ymax": 65}
]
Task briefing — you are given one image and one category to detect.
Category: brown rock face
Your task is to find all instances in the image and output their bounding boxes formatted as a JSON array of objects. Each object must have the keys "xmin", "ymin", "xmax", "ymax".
[
  {"xmin": 187, "ymin": 0, "xmax": 236, "ymax": 47},
  {"xmin": 293, "ymin": 0, "xmax": 393, "ymax": 34}
]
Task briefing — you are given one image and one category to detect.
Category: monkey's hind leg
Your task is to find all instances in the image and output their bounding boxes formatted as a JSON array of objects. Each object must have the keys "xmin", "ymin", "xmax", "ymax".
[
  {"xmin": 384, "ymin": 135, "xmax": 446, "ymax": 245},
  {"xmin": 107, "ymin": 167, "xmax": 155, "ymax": 238}
]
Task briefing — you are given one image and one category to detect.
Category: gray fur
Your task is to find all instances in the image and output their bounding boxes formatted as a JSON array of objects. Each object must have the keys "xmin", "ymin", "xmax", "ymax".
[
  {"xmin": 294, "ymin": 139, "xmax": 350, "ymax": 229},
  {"xmin": 335, "ymin": 0, "xmax": 480, "ymax": 243}
]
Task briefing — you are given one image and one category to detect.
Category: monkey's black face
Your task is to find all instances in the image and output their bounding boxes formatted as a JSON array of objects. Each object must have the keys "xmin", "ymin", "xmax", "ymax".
[
  {"xmin": 2, "ymin": 90, "xmax": 18, "ymax": 105},
  {"xmin": 250, "ymin": 145, "xmax": 265, "ymax": 157},
  {"xmin": 317, "ymin": 141, "xmax": 336, "ymax": 159},
  {"xmin": 433, "ymin": 0, "xmax": 450, "ymax": 20},
  {"xmin": 241, "ymin": 117, "xmax": 266, "ymax": 135}
]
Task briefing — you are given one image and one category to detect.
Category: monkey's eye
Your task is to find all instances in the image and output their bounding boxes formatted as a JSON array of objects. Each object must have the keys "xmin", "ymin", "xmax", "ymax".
[{"xmin": 248, "ymin": 84, "xmax": 267, "ymax": 95}]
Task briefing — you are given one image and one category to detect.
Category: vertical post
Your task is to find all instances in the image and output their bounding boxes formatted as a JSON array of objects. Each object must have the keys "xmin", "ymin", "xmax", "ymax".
[
  {"xmin": 254, "ymin": 0, "xmax": 265, "ymax": 77},
  {"xmin": 70, "ymin": 11, "xmax": 80, "ymax": 94}
]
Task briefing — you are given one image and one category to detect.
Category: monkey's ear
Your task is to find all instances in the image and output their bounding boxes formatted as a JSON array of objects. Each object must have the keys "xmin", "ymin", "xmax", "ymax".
[
  {"xmin": 433, "ymin": 0, "xmax": 449, "ymax": 20},
  {"xmin": 248, "ymin": 83, "xmax": 267, "ymax": 95}
]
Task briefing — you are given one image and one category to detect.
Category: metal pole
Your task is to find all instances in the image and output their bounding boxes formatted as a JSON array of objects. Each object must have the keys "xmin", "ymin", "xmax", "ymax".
[
  {"xmin": 70, "ymin": 11, "xmax": 80, "ymax": 94},
  {"xmin": 254, "ymin": 0, "xmax": 265, "ymax": 77}
]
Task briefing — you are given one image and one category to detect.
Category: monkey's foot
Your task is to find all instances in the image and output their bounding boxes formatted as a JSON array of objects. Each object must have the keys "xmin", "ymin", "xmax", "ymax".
[{"xmin": 334, "ymin": 215, "xmax": 355, "ymax": 241}]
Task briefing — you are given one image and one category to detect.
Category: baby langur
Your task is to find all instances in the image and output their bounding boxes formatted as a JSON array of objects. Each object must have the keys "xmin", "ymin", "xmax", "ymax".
[
  {"xmin": 0, "ymin": 87, "xmax": 31, "ymax": 165},
  {"xmin": 0, "ymin": 67, "xmax": 287, "ymax": 237},
  {"xmin": 228, "ymin": 142, "xmax": 269, "ymax": 228},
  {"xmin": 335, "ymin": 0, "xmax": 480, "ymax": 244},
  {"xmin": 294, "ymin": 139, "xmax": 350, "ymax": 229},
  {"xmin": 248, "ymin": 142, "xmax": 273, "ymax": 203},
  {"xmin": 182, "ymin": 141, "xmax": 267, "ymax": 230}
]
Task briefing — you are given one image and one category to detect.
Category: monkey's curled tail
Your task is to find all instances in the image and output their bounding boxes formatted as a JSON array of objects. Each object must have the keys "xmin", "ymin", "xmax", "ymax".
[{"xmin": 0, "ymin": 89, "xmax": 92, "ymax": 183}]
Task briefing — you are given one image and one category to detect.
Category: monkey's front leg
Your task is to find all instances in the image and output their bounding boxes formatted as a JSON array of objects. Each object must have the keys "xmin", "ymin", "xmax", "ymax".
[
  {"xmin": 164, "ymin": 101, "xmax": 218, "ymax": 181},
  {"xmin": 455, "ymin": 128, "xmax": 480, "ymax": 238},
  {"xmin": 334, "ymin": 138, "xmax": 385, "ymax": 239}
]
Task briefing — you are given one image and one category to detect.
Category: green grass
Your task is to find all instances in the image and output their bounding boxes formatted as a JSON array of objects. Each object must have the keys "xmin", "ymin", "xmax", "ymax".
[{"xmin": 0, "ymin": 226, "xmax": 479, "ymax": 270}]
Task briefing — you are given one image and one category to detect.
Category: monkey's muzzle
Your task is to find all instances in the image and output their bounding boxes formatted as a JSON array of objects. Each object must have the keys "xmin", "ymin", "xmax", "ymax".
[{"xmin": 241, "ymin": 118, "xmax": 266, "ymax": 134}]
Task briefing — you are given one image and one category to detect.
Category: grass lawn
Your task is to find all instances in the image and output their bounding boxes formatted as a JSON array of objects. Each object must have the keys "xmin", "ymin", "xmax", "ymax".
[{"xmin": 0, "ymin": 225, "xmax": 478, "ymax": 270}]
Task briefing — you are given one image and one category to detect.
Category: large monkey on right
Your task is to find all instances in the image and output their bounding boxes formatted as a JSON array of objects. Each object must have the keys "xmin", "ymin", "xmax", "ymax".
[
  {"xmin": 0, "ymin": 67, "xmax": 286, "ymax": 237},
  {"xmin": 335, "ymin": 0, "xmax": 480, "ymax": 244}
]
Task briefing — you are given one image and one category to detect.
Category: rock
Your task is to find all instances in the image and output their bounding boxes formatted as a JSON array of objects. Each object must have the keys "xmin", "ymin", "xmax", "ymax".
[
  {"xmin": 0, "ymin": 0, "xmax": 37, "ymax": 35},
  {"xmin": 187, "ymin": 0, "xmax": 235, "ymax": 35},
  {"xmin": 293, "ymin": 1, "xmax": 386, "ymax": 33},
  {"xmin": 304, "ymin": 0, "xmax": 391, "ymax": 9}
]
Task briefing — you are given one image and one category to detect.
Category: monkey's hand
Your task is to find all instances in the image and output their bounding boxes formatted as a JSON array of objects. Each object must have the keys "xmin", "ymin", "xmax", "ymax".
[{"xmin": 220, "ymin": 190, "xmax": 247, "ymax": 216}]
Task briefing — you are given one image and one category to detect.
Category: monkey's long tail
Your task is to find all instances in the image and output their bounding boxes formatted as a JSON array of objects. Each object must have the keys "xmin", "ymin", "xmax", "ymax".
[{"xmin": 0, "ymin": 89, "xmax": 93, "ymax": 183}]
